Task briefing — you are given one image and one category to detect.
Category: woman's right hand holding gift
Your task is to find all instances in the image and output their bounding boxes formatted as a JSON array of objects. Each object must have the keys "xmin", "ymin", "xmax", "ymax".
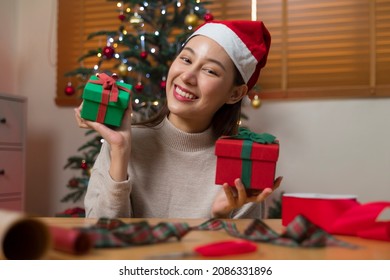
[{"xmin": 74, "ymin": 101, "xmax": 132, "ymax": 182}]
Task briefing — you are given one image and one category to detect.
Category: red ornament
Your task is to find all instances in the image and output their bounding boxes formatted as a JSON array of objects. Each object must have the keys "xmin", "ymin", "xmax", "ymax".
[
  {"xmin": 68, "ymin": 178, "xmax": 79, "ymax": 188},
  {"xmin": 81, "ymin": 160, "xmax": 88, "ymax": 170},
  {"xmin": 140, "ymin": 51, "xmax": 148, "ymax": 59},
  {"xmin": 103, "ymin": 46, "xmax": 115, "ymax": 59},
  {"xmin": 204, "ymin": 13, "xmax": 214, "ymax": 22},
  {"xmin": 64, "ymin": 82, "xmax": 75, "ymax": 96},
  {"xmin": 135, "ymin": 82, "xmax": 144, "ymax": 92},
  {"xmin": 160, "ymin": 80, "xmax": 166, "ymax": 90},
  {"xmin": 118, "ymin": 13, "xmax": 126, "ymax": 21}
]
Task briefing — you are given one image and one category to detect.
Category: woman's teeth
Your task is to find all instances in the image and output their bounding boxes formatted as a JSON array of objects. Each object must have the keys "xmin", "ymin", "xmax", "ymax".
[{"xmin": 176, "ymin": 87, "xmax": 197, "ymax": 99}]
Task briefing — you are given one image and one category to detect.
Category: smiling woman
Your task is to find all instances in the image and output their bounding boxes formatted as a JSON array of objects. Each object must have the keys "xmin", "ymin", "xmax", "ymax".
[{"xmin": 73, "ymin": 19, "xmax": 282, "ymax": 220}]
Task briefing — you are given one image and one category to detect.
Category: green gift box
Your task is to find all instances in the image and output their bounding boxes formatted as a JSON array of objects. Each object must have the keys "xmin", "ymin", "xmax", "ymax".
[{"xmin": 81, "ymin": 73, "xmax": 132, "ymax": 127}]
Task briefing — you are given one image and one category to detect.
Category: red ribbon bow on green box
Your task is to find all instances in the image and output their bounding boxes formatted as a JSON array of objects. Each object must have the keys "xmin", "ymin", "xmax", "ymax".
[{"xmin": 88, "ymin": 73, "xmax": 131, "ymax": 124}]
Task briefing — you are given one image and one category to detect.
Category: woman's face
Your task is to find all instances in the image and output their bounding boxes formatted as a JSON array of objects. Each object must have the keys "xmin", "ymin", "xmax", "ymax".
[{"xmin": 166, "ymin": 35, "xmax": 245, "ymax": 133}]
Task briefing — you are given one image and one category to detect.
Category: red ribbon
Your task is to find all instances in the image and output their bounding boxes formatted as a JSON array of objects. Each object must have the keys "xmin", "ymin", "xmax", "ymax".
[{"xmin": 88, "ymin": 73, "xmax": 131, "ymax": 123}]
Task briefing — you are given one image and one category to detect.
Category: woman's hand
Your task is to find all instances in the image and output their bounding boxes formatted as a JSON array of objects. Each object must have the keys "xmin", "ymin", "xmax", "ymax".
[
  {"xmin": 211, "ymin": 176, "xmax": 283, "ymax": 218},
  {"xmin": 74, "ymin": 101, "xmax": 133, "ymax": 181}
]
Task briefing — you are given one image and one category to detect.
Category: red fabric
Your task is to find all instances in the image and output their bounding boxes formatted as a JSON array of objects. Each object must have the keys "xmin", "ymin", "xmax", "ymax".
[
  {"xmin": 329, "ymin": 202, "xmax": 390, "ymax": 241},
  {"xmin": 215, "ymin": 138, "xmax": 278, "ymax": 191},
  {"xmin": 282, "ymin": 194, "xmax": 390, "ymax": 242},
  {"xmin": 282, "ymin": 195, "xmax": 359, "ymax": 232}
]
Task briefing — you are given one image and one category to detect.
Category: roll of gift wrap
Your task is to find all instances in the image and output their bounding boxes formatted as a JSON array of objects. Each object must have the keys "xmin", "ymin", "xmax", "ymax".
[
  {"xmin": 282, "ymin": 193, "xmax": 359, "ymax": 232},
  {"xmin": 50, "ymin": 226, "xmax": 93, "ymax": 255},
  {"xmin": 0, "ymin": 209, "xmax": 51, "ymax": 260}
]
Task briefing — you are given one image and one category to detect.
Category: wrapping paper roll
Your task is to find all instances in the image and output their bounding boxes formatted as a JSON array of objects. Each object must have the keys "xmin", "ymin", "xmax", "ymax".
[
  {"xmin": 49, "ymin": 226, "xmax": 93, "ymax": 255},
  {"xmin": 282, "ymin": 193, "xmax": 359, "ymax": 232},
  {"xmin": 0, "ymin": 209, "xmax": 51, "ymax": 260}
]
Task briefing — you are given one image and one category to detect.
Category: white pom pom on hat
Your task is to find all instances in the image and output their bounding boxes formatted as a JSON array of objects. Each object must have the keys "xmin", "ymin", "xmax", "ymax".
[{"xmin": 186, "ymin": 20, "xmax": 271, "ymax": 91}]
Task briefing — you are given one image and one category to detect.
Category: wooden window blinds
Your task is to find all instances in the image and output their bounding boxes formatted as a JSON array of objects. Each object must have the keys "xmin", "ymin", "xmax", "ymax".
[{"xmin": 56, "ymin": 0, "xmax": 390, "ymax": 106}]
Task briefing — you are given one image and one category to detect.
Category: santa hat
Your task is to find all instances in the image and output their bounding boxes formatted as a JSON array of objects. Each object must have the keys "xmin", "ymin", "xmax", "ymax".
[{"xmin": 186, "ymin": 20, "xmax": 271, "ymax": 91}]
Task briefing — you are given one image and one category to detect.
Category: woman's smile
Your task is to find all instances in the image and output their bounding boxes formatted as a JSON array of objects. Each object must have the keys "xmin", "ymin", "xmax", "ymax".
[{"xmin": 173, "ymin": 85, "xmax": 198, "ymax": 101}]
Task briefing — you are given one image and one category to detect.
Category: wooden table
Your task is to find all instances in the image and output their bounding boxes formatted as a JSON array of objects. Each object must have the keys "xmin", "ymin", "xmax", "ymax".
[{"xmin": 40, "ymin": 217, "xmax": 390, "ymax": 260}]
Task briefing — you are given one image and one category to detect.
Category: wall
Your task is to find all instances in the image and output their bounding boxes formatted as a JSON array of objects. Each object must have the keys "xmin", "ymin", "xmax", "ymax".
[
  {"xmin": 0, "ymin": 0, "xmax": 389, "ymax": 216},
  {"xmin": 242, "ymin": 97, "xmax": 390, "ymax": 205},
  {"xmin": 0, "ymin": 0, "xmax": 17, "ymax": 93},
  {"xmin": 1, "ymin": 0, "xmax": 86, "ymax": 216}
]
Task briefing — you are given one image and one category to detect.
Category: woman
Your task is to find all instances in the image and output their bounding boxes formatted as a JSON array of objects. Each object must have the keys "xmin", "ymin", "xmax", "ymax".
[{"xmin": 75, "ymin": 20, "xmax": 282, "ymax": 219}]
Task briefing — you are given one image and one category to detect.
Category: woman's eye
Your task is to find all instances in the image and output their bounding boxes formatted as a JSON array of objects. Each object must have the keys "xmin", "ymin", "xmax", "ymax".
[
  {"xmin": 180, "ymin": 56, "xmax": 191, "ymax": 64},
  {"xmin": 204, "ymin": 69, "xmax": 218, "ymax": 76}
]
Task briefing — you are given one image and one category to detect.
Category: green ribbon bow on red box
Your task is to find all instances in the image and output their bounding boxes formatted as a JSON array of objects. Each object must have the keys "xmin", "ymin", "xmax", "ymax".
[
  {"xmin": 230, "ymin": 127, "xmax": 277, "ymax": 189},
  {"xmin": 232, "ymin": 127, "xmax": 276, "ymax": 144}
]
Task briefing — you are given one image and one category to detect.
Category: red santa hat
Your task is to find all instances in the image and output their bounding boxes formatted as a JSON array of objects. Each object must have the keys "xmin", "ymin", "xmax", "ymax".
[{"xmin": 187, "ymin": 20, "xmax": 271, "ymax": 91}]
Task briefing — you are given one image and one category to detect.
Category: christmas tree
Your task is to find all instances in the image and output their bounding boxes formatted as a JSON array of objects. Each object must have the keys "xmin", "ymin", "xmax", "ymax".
[{"xmin": 58, "ymin": 0, "xmax": 214, "ymax": 216}]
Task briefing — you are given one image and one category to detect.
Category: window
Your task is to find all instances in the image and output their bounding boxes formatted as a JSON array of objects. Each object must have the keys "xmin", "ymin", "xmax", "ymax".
[
  {"xmin": 256, "ymin": 0, "xmax": 390, "ymax": 98},
  {"xmin": 56, "ymin": 0, "xmax": 390, "ymax": 106}
]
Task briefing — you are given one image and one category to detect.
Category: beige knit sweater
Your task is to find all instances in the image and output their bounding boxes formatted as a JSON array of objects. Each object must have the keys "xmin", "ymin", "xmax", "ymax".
[{"xmin": 84, "ymin": 117, "xmax": 263, "ymax": 219}]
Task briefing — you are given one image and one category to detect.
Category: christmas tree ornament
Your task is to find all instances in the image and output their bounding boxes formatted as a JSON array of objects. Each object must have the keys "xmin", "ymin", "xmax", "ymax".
[
  {"xmin": 118, "ymin": 62, "xmax": 128, "ymax": 76},
  {"xmin": 251, "ymin": 94, "xmax": 262, "ymax": 109},
  {"xmin": 80, "ymin": 160, "xmax": 88, "ymax": 170},
  {"xmin": 140, "ymin": 50, "xmax": 148, "ymax": 59},
  {"xmin": 204, "ymin": 12, "xmax": 214, "ymax": 22},
  {"xmin": 160, "ymin": 78, "xmax": 167, "ymax": 90},
  {"xmin": 102, "ymin": 45, "xmax": 115, "ymax": 59},
  {"xmin": 68, "ymin": 178, "xmax": 79, "ymax": 188},
  {"xmin": 118, "ymin": 13, "xmax": 126, "ymax": 21},
  {"xmin": 129, "ymin": 13, "xmax": 144, "ymax": 28},
  {"xmin": 64, "ymin": 82, "xmax": 76, "ymax": 96},
  {"xmin": 185, "ymin": 13, "xmax": 199, "ymax": 27},
  {"xmin": 135, "ymin": 82, "xmax": 144, "ymax": 92}
]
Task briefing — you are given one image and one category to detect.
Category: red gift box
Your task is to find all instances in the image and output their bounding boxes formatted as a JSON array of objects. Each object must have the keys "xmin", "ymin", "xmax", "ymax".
[{"xmin": 215, "ymin": 130, "xmax": 279, "ymax": 196}]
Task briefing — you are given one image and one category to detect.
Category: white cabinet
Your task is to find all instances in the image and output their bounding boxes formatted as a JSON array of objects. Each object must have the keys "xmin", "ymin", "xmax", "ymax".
[{"xmin": 0, "ymin": 93, "xmax": 27, "ymax": 211}]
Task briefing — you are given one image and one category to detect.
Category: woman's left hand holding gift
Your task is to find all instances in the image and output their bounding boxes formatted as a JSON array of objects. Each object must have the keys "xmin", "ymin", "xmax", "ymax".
[
  {"xmin": 211, "ymin": 176, "xmax": 283, "ymax": 218},
  {"xmin": 74, "ymin": 101, "xmax": 133, "ymax": 182}
]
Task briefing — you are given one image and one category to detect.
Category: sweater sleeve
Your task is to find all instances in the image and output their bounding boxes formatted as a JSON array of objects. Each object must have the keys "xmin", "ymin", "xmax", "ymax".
[
  {"xmin": 84, "ymin": 141, "xmax": 132, "ymax": 218},
  {"xmin": 230, "ymin": 201, "xmax": 265, "ymax": 219}
]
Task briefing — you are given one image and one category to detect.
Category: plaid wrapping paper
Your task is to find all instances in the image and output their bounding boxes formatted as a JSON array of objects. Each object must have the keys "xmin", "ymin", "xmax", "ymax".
[{"xmin": 78, "ymin": 215, "xmax": 357, "ymax": 249}]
